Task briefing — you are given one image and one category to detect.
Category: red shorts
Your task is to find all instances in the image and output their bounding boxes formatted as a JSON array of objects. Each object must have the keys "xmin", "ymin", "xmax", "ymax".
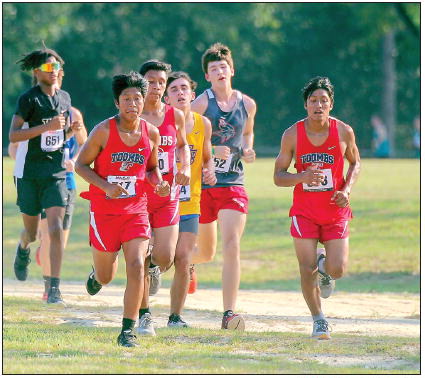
[
  {"xmin": 200, "ymin": 186, "xmax": 249, "ymax": 224},
  {"xmin": 290, "ymin": 215, "xmax": 349, "ymax": 243},
  {"xmin": 89, "ymin": 212, "xmax": 151, "ymax": 252},
  {"xmin": 148, "ymin": 197, "xmax": 180, "ymax": 229}
]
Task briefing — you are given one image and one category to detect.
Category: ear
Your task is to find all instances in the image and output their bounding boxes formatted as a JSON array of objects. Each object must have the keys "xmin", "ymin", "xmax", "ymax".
[
  {"xmin": 164, "ymin": 95, "xmax": 170, "ymax": 105},
  {"xmin": 114, "ymin": 100, "xmax": 120, "ymax": 109},
  {"xmin": 190, "ymin": 92, "xmax": 195, "ymax": 101},
  {"xmin": 205, "ymin": 73, "xmax": 211, "ymax": 83},
  {"xmin": 304, "ymin": 102, "xmax": 307, "ymax": 110},
  {"xmin": 230, "ymin": 67, "xmax": 235, "ymax": 77},
  {"xmin": 329, "ymin": 101, "xmax": 334, "ymax": 111}
]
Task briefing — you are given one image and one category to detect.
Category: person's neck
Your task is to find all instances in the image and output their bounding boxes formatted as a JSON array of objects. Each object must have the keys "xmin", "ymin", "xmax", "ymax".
[
  {"xmin": 181, "ymin": 105, "xmax": 192, "ymax": 121},
  {"xmin": 211, "ymin": 84, "xmax": 233, "ymax": 102},
  {"xmin": 305, "ymin": 117, "xmax": 330, "ymax": 133},
  {"xmin": 143, "ymin": 99, "xmax": 164, "ymax": 114},
  {"xmin": 116, "ymin": 115, "xmax": 139, "ymax": 133},
  {"xmin": 38, "ymin": 82, "xmax": 56, "ymax": 97}
]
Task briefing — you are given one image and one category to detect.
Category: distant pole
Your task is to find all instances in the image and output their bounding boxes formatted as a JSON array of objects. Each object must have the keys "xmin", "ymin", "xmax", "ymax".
[{"xmin": 382, "ymin": 30, "xmax": 397, "ymax": 157}]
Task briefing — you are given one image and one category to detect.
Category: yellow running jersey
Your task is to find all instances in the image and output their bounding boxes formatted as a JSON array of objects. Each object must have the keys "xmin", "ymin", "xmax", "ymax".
[{"xmin": 179, "ymin": 112, "xmax": 205, "ymax": 215}]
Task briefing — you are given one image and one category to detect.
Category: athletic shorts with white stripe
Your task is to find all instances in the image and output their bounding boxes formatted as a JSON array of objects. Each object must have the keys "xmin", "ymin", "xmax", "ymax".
[{"xmin": 290, "ymin": 215, "xmax": 349, "ymax": 243}]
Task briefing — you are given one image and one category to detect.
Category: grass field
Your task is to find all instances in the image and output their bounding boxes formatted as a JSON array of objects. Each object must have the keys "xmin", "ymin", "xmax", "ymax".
[{"xmin": 2, "ymin": 157, "xmax": 420, "ymax": 374}]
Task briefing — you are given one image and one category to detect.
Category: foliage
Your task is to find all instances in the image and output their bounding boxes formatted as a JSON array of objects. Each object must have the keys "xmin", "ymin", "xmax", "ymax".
[{"xmin": 2, "ymin": 3, "xmax": 420, "ymax": 155}]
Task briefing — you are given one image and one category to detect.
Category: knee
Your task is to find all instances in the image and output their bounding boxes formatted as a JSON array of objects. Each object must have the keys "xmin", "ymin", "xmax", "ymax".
[
  {"xmin": 326, "ymin": 264, "xmax": 346, "ymax": 279},
  {"xmin": 127, "ymin": 258, "xmax": 145, "ymax": 279},
  {"xmin": 298, "ymin": 263, "xmax": 316, "ymax": 277},
  {"xmin": 96, "ymin": 272, "xmax": 113, "ymax": 285},
  {"xmin": 48, "ymin": 224, "xmax": 63, "ymax": 241},
  {"xmin": 174, "ymin": 252, "xmax": 190, "ymax": 272},
  {"xmin": 151, "ymin": 253, "xmax": 173, "ymax": 272}
]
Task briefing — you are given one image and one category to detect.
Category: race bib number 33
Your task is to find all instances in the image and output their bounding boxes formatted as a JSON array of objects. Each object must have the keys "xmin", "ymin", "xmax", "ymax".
[
  {"xmin": 107, "ymin": 175, "xmax": 136, "ymax": 198},
  {"xmin": 302, "ymin": 168, "xmax": 334, "ymax": 192}
]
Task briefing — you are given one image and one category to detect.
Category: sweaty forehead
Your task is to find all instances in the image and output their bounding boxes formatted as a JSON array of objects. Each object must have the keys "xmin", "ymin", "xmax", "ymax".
[{"xmin": 144, "ymin": 70, "xmax": 167, "ymax": 80}]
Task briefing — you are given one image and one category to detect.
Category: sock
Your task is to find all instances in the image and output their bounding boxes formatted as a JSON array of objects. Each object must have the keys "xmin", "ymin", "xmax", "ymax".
[
  {"xmin": 149, "ymin": 262, "xmax": 157, "ymax": 269},
  {"xmin": 318, "ymin": 256, "xmax": 326, "ymax": 273},
  {"xmin": 122, "ymin": 318, "xmax": 136, "ymax": 332},
  {"xmin": 18, "ymin": 244, "xmax": 30, "ymax": 256},
  {"xmin": 43, "ymin": 276, "xmax": 51, "ymax": 293},
  {"xmin": 223, "ymin": 310, "xmax": 234, "ymax": 317},
  {"xmin": 312, "ymin": 312, "xmax": 325, "ymax": 322},
  {"xmin": 50, "ymin": 277, "xmax": 60, "ymax": 289},
  {"xmin": 139, "ymin": 308, "xmax": 150, "ymax": 319}
]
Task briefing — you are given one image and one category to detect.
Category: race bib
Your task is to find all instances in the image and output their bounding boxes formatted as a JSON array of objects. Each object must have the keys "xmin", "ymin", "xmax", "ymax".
[
  {"xmin": 179, "ymin": 185, "xmax": 190, "ymax": 202},
  {"xmin": 303, "ymin": 168, "xmax": 334, "ymax": 192},
  {"xmin": 214, "ymin": 154, "xmax": 233, "ymax": 173},
  {"xmin": 41, "ymin": 130, "xmax": 64, "ymax": 152},
  {"xmin": 107, "ymin": 175, "xmax": 136, "ymax": 198},
  {"xmin": 158, "ymin": 151, "xmax": 169, "ymax": 175}
]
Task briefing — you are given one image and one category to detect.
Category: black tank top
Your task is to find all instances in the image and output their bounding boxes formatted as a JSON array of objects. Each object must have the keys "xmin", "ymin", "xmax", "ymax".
[{"xmin": 203, "ymin": 88, "xmax": 248, "ymax": 187}]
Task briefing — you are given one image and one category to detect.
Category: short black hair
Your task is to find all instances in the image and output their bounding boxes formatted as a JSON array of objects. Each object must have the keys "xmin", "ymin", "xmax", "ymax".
[
  {"xmin": 139, "ymin": 59, "xmax": 171, "ymax": 76},
  {"xmin": 112, "ymin": 71, "xmax": 148, "ymax": 101},
  {"xmin": 16, "ymin": 48, "xmax": 64, "ymax": 71},
  {"xmin": 166, "ymin": 71, "xmax": 197, "ymax": 92},
  {"xmin": 302, "ymin": 76, "xmax": 334, "ymax": 104}
]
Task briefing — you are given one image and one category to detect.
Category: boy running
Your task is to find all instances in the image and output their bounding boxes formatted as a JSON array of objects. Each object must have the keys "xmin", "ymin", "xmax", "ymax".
[
  {"xmin": 164, "ymin": 71, "xmax": 216, "ymax": 327},
  {"xmin": 76, "ymin": 72, "xmax": 169, "ymax": 347},
  {"xmin": 191, "ymin": 43, "xmax": 257, "ymax": 330},
  {"xmin": 273, "ymin": 77, "xmax": 361, "ymax": 339},
  {"xmin": 136, "ymin": 60, "xmax": 190, "ymax": 336}
]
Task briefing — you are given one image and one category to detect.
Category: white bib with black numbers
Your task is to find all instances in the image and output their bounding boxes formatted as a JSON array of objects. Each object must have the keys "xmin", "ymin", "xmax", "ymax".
[
  {"xmin": 179, "ymin": 185, "xmax": 190, "ymax": 202},
  {"xmin": 303, "ymin": 168, "xmax": 334, "ymax": 192},
  {"xmin": 40, "ymin": 130, "xmax": 64, "ymax": 152},
  {"xmin": 158, "ymin": 151, "xmax": 170, "ymax": 175},
  {"xmin": 214, "ymin": 154, "xmax": 233, "ymax": 173},
  {"xmin": 107, "ymin": 175, "xmax": 136, "ymax": 198}
]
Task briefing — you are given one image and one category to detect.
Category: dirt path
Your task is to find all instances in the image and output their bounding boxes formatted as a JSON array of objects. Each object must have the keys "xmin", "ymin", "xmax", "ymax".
[{"xmin": 3, "ymin": 279, "xmax": 419, "ymax": 338}]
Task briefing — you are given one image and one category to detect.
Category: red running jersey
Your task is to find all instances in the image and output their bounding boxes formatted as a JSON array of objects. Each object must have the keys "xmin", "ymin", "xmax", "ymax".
[
  {"xmin": 289, "ymin": 117, "xmax": 352, "ymax": 224},
  {"xmin": 145, "ymin": 104, "xmax": 180, "ymax": 204},
  {"xmin": 81, "ymin": 117, "xmax": 151, "ymax": 214}
]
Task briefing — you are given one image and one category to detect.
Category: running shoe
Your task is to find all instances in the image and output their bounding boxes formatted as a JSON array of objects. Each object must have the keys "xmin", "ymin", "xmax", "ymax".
[
  {"xmin": 136, "ymin": 313, "xmax": 156, "ymax": 336},
  {"xmin": 117, "ymin": 329, "xmax": 139, "ymax": 347},
  {"xmin": 86, "ymin": 268, "xmax": 103, "ymax": 296},
  {"xmin": 167, "ymin": 313, "xmax": 189, "ymax": 328},
  {"xmin": 149, "ymin": 265, "xmax": 161, "ymax": 296},
  {"xmin": 188, "ymin": 264, "xmax": 197, "ymax": 294},
  {"xmin": 312, "ymin": 319, "xmax": 331, "ymax": 340},
  {"xmin": 221, "ymin": 311, "xmax": 245, "ymax": 331},
  {"xmin": 46, "ymin": 286, "xmax": 64, "ymax": 304},
  {"xmin": 14, "ymin": 244, "xmax": 31, "ymax": 281},
  {"xmin": 317, "ymin": 249, "xmax": 335, "ymax": 299}
]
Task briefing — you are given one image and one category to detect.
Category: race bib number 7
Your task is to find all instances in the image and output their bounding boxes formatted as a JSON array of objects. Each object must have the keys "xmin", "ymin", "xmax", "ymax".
[
  {"xmin": 303, "ymin": 168, "xmax": 334, "ymax": 192},
  {"xmin": 214, "ymin": 154, "xmax": 233, "ymax": 173},
  {"xmin": 107, "ymin": 175, "xmax": 136, "ymax": 198},
  {"xmin": 41, "ymin": 130, "xmax": 64, "ymax": 152}
]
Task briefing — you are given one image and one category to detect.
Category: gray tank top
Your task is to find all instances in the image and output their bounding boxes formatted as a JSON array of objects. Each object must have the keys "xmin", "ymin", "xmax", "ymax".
[{"xmin": 203, "ymin": 88, "xmax": 248, "ymax": 187}]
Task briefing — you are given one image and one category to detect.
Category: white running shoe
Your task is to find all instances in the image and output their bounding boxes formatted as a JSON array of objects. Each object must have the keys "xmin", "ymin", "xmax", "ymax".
[
  {"xmin": 136, "ymin": 313, "xmax": 156, "ymax": 336},
  {"xmin": 311, "ymin": 318, "xmax": 331, "ymax": 340},
  {"xmin": 149, "ymin": 265, "xmax": 162, "ymax": 296},
  {"xmin": 317, "ymin": 248, "xmax": 335, "ymax": 299}
]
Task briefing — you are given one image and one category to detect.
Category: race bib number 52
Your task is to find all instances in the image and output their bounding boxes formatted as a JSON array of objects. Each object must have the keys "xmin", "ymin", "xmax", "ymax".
[{"xmin": 214, "ymin": 154, "xmax": 233, "ymax": 173}]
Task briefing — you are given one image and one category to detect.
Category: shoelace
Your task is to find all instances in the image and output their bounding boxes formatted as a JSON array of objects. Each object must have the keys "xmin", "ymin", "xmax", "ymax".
[
  {"xmin": 318, "ymin": 272, "xmax": 332, "ymax": 285},
  {"xmin": 141, "ymin": 315, "xmax": 153, "ymax": 327},
  {"xmin": 314, "ymin": 319, "xmax": 329, "ymax": 332},
  {"xmin": 170, "ymin": 314, "xmax": 183, "ymax": 323}
]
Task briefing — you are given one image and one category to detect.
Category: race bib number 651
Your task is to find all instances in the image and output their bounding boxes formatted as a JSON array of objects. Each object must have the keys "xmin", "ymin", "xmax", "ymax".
[{"xmin": 41, "ymin": 130, "xmax": 64, "ymax": 152}]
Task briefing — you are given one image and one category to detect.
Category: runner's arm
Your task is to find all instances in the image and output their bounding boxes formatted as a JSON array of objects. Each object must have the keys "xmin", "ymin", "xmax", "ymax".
[
  {"xmin": 175, "ymin": 108, "xmax": 191, "ymax": 186},
  {"xmin": 241, "ymin": 95, "xmax": 256, "ymax": 163},
  {"xmin": 8, "ymin": 142, "xmax": 19, "ymax": 160},
  {"xmin": 201, "ymin": 116, "xmax": 216, "ymax": 186},
  {"xmin": 191, "ymin": 92, "xmax": 208, "ymax": 115}
]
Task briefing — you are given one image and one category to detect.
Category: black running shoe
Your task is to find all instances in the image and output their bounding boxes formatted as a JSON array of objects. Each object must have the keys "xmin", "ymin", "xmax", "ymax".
[
  {"xmin": 14, "ymin": 244, "xmax": 31, "ymax": 281},
  {"xmin": 47, "ymin": 287, "xmax": 64, "ymax": 304},
  {"xmin": 86, "ymin": 268, "xmax": 102, "ymax": 296},
  {"xmin": 167, "ymin": 313, "xmax": 189, "ymax": 328},
  {"xmin": 117, "ymin": 329, "xmax": 139, "ymax": 347}
]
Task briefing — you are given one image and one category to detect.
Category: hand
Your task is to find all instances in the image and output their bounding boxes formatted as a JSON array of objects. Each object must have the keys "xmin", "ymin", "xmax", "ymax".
[
  {"xmin": 47, "ymin": 114, "xmax": 66, "ymax": 131},
  {"xmin": 175, "ymin": 166, "xmax": 190, "ymax": 186},
  {"xmin": 104, "ymin": 182, "xmax": 130, "ymax": 198},
  {"xmin": 302, "ymin": 164, "xmax": 324, "ymax": 186},
  {"xmin": 154, "ymin": 181, "xmax": 170, "ymax": 197},
  {"xmin": 213, "ymin": 146, "xmax": 231, "ymax": 160},
  {"xmin": 202, "ymin": 167, "xmax": 217, "ymax": 186},
  {"xmin": 241, "ymin": 148, "xmax": 256, "ymax": 163},
  {"xmin": 331, "ymin": 190, "xmax": 350, "ymax": 208},
  {"xmin": 65, "ymin": 159, "xmax": 75, "ymax": 172}
]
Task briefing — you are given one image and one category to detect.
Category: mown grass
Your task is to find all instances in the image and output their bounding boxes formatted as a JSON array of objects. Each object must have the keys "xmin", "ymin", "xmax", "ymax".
[
  {"xmin": 3, "ymin": 157, "xmax": 419, "ymax": 293},
  {"xmin": 3, "ymin": 297, "xmax": 419, "ymax": 374}
]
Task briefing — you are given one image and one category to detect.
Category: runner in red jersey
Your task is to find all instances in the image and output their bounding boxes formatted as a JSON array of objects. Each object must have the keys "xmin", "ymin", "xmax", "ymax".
[
  {"xmin": 75, "ymin": 72, "xmax": 170, "ymax": 348},
  {"xmin": 274, "ymin": 77, "xmax": 360, "ymax": 340},
  {"xmin": 136, "ymin": 60, "xmax": 190, "ymax": 336}
]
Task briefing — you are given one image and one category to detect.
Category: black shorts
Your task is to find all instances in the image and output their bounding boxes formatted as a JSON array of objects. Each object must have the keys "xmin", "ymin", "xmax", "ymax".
[
  {"xmin": 41, "ymin": 188, "xmax": 76, "ymax": 230},
  {"xmin": 16, "ymin": 177, "xmax": 67, "ymax": 216}
]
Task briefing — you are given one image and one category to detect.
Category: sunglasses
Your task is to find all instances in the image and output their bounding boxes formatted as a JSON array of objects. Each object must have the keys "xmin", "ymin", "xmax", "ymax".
[{"xmin": 38, "ymin": 62, "xmax": 61, "ymax": 73}]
